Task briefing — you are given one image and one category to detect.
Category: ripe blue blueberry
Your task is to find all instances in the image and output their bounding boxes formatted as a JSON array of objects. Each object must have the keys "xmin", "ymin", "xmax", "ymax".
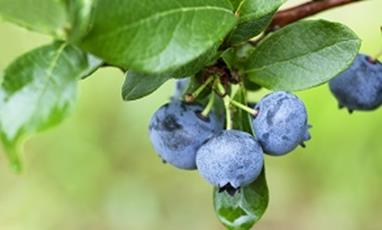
[
  {"xmin": 173, "ymin": 78, "xmax": 190, "ymax": 99},
  {"xmin": 253, "ymin": 91, "xmax": 311, "ymax": 156},
  {"xmin": 329, "ymin": 54, "xmax": 382, "ymax": 113},
  {"xmin": 196, "ymin": 130, "xmax": 264, "ymax": 192},
  {"xmin": 149, "ymin": 101, "xmax": 223, "ymax": 170}
]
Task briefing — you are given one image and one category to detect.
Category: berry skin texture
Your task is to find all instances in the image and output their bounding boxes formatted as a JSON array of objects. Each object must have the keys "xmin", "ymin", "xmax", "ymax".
[
  {"xmin": 253, "ymin": 91, "xmax": 311, "ymax": 156},
  {"xmin": 149, "ymin": 101, "xmax": 223, "ymax": 170},
  {"xmin": 329, "ymin": 54, "xmax": 382, "ymax": 113},
  {"xmin": 196, "ymin": 130, "xmax": 264, "ymax": 190}
]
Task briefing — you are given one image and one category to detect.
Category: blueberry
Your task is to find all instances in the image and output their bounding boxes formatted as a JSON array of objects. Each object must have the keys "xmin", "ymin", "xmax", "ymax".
[
  {"xmin": 253, "ymin": 91, "xmax": 311, "ymax": 156},
  {"xmin": 329, "ymin": 54, "xmax": 382, "ymax": 112},
  {"xmin": 196, "ymin": 130, "xmax": 264, "ymax": 191},
  {"xmin": 172, "ymin": 78, "xmax": 190, "ymax": 99},
  {"xmin": 149, "ymin": 101, "xmax": 222, "ymax": 170}
]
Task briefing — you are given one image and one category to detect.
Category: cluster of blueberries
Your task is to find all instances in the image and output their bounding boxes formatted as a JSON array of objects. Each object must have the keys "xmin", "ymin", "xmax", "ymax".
[
  {"xmin": 148, "ymin": 53, "xmax": 382, "ymax": 193},
  {"xmin": 149, "ymin": 88, "xmax": 310, "ymax": 192}
]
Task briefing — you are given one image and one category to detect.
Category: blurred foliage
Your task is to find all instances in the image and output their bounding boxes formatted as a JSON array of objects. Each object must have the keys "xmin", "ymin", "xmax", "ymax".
[{"xmin": 0, "ymin": 0, "xmax": 382, "ymax": 229}]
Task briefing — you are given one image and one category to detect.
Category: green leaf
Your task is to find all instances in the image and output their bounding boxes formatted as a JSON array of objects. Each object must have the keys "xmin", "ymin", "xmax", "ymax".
[
  {"xmin": 227, "ymin": 0, "xmax": 285, "ymax": 44},
  {"xmin": 0, "ymin": 0, "xmax": 99, "ymax": 41},
  {"xmin": 122, "ymin": 72, "xmax": 172, "ymax": 101},
  {"xmin": 81, "ymin": 54, "xmax": 104, "ymax": 79},
  {"xmin": 122, "ymin": 44, "xmax": 220, "ymax": 101},
  {"xmin": 0, "ymin": 0, "xmax": 69, "ymax": 37},
  {"xmin": 222, "ymin": 43, "xmax": 256, "ymax": 71},
  {"xmin": 66, "ymin": 0, "xmax": 96, "ymax": 42},
  {"xmin": 229, "ymin": 0, "xmax": 243, "ymax": 10},
  {"xmin": 0, "ymin": 42, "xmax": 90, "ymax": 171},
  {"xmin": 214, "ymin": 88, "xmax": 269, "ymax": 230},
  {"xmin": 214, "ymin": 170, "xmax": 269, "ymax": 230},
  {"xmin": 79, "ymin": 0, "xmax": 237, "ymax": 74},
  {"xmin": 174, "ymin": 43, "xmax": 221, "ymax": 77},
  {"xmin": 244, "ymin": 20, "xmax": 361, "ymax": 91}
]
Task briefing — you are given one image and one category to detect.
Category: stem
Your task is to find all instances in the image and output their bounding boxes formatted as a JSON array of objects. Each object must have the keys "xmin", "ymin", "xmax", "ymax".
[
  {"xmin": 186, "ymin": 76, "xmax": 214, "ymax": 102},
  {"xmin": 217, "ymin": 82, "xmax": 232, "ymax": 130},
  {"xmin": 193, "ymin": 77, "xmax": 214, "ymax": 97},
  {"xmin": 248, "ymin": 34, "xmax": 267, "ymax": 46},
  {"xmin": 269, "ymin": 0, "xmax": 367, "ymax": 31},
  {"xmin": 224, "ymin": 97, "xmax": 232, "ymax": 130},
  {"xmin": 230, "ymin": 99, "xmax": 258, "ymax": 116},
  {"xmin": 201, "ymin": 93, "xmax": 215, "ymax": 117}
]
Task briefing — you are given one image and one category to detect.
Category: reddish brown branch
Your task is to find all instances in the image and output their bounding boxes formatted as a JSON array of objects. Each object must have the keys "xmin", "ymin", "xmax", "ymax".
[{"xmin": 269, "ymin": 0, "xmax": 365, "ymax": 31}]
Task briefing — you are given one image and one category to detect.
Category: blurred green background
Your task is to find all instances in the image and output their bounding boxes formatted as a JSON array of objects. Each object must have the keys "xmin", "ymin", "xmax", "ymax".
[{"xmin": 0, "ymin": 1, "xmax": 382, "ymax": 229}]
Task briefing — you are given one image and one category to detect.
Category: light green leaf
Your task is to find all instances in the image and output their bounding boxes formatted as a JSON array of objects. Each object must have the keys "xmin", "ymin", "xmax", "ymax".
[
  {"xmin": 229, "ymin": 0, "xmax": 243, "ymax": 10},
  {"xmin": 0, "ymin": 0, "xmax": 69, "ymax": 37},
  {"xmin": 244, "ymin": 20, "xmax": 361, "ymax": 91},
  {"xmin": 0, "ymin": 42, "xmax": 90, "ymax": 171},
  {"xmin": 79, "ymin": 0, "xmax": 237, "ymax": 74},
  {"xmin": 214, "ymin": 170, "xmax": 269, "ymax": 230},
  {"xmin": 0, "ymin": 0, "xmax": 99, "ymax": 41},
  {"xmin": 66, "ymin": 0, "xmax": 96, "ymax": 42},
  {"xmin": 228, "ymin": 0, "xmax": 285, "ymax": 44},
  {"xmin": 214, "ymin": 88, "xmax": 268, "ymax": 230}
]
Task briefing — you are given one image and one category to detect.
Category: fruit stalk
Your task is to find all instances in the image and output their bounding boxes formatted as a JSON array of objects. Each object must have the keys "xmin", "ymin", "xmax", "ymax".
[
  {"xmin": 230, "ymin": 99, "xmax": 258, "ymax": 116},
  {"xmin": 185, "ymin": 76, "xmax": 214, "ymax": 102},
  {"xmin": 217, "ymin": 82, "xmax": 233, "ymax": 130},
  {"xmin": 201, "ymin": 94, "xmax": 215, "ymax": 117}
]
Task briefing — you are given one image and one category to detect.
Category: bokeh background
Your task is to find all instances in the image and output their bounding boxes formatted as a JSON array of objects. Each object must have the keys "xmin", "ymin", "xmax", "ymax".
[{"xmin": 0, "ymin": 1, "xmax": 382, "ymax": 229}]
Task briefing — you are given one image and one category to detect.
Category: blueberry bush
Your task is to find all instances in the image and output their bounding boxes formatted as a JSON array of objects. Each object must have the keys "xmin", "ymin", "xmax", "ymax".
[{"xmin": 0, "ymin": 0, "xmax": 381, "ymax": 229}]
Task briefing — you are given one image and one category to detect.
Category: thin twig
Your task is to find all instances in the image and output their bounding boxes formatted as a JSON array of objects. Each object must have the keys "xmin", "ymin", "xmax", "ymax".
[{"xmin": 268, "ymin": 0, "xmax": 366, "ymax": 32}]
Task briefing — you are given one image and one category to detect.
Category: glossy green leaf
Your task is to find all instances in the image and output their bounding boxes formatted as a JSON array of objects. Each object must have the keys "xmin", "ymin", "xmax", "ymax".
[
  {"xmin": 0, "ymin": 42, "xmax": 90, "ymax": 171},
  {"xmin": 81, "ymin": 54, "xmax": 104, "ymax": 79},
  {"xmin": 244, "ymin": 20, "xmax": 361, "ymax": 91},
  {"xmin": 214, "ymin": 170, "xmax": 269, "ymax": 230},
  {"xmin": 0, "ymin": 0, "xmax": 69, "ymax": 37},
  {"xmin": 122, "ymin": 72, "xmax": 172, "ymax": 101},
  {"xmin": 122, "ymin": 44, "xmax": 220, "ymax": 101},
  {"xmin": 214, "ymin": 88, "xmax": 269, "ymax": 230},
  {"xmin": 173, "ymin": 44, "xmax": 221, "ymax": 77},
  {"xmin": 66, "ymin": 0, "xmax": 96, "ymax": 42},
  {"xmin": 229, "ymin": 0, "xmax": 243, "ymax": 10},
  {"xmin": 79, "ymin": 0, "xmax": 237, "ymax": 74},
  {"xmin": 227, "ymin": 0, "xmax": 285, "ymax": 44}
]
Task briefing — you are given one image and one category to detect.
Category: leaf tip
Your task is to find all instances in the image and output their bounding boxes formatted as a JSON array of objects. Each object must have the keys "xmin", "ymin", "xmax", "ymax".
[
  {"xmin": 10, "ymin": 160, "xmax": 22, "ymax": 174},
  {"xmin": 3, "ymin": 142, "xmax": 23, "ymax": 173}
]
